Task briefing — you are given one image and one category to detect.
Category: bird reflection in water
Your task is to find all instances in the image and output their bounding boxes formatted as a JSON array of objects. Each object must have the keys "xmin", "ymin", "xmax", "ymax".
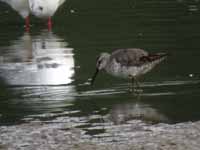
[
  {"xmin": 107, "ymin": 95, "xmax": 169, "ymax": 125},
  {"xmin": 0, "ymin": 30, "xmax": 75, "ymax": 86},
  {"xmin": 0, "ymin": 30, "xmax": 76, "ymax": 122}
]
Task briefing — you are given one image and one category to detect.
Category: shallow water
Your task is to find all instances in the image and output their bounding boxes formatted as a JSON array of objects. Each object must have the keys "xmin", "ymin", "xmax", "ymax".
[{"xmin": 0, "ymin": 0, "xmax": 200, "ymax": 138}]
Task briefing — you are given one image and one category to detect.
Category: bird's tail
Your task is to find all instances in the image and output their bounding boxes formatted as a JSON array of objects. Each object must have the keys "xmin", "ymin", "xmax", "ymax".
[{"xmin": 149, "ymin": 52, "xmax": 169, "ymax": 61}]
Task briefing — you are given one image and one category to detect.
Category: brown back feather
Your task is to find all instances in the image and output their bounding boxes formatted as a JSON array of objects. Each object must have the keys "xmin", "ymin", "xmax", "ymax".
[{"xmin": 110, "ymin": 48, "xmax": 148, "ymax": 66}]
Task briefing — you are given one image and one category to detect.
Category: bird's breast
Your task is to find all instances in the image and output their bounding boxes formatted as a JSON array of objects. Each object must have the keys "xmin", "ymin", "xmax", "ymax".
[{"xmin": 105, "ymin": 60, "xmax": 135, "ymax": 78}]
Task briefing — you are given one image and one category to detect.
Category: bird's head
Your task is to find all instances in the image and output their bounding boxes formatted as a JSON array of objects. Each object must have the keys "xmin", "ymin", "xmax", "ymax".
[
  {"xmin": 90, "ymin": 52, "xmax": 110, "ymax": 85},
  {"xmin": 96, "ymin": 52, "xmax": 110, "ymax": 70}
]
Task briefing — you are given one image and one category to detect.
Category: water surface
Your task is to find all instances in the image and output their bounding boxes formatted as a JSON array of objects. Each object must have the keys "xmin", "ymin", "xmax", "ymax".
[{"xmin": 0, "ymin": 0, "xmax": 200, "ymax": 137}]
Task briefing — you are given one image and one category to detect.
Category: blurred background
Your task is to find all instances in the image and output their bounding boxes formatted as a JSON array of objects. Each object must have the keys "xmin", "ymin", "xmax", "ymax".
[{"xmin": 0, "ymin": 0, "xmax": 200, "ymax": 137}]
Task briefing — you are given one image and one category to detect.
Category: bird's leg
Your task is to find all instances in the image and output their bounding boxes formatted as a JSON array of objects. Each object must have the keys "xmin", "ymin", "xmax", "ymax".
[
  {"xmin": 134, "ymin": 78, "xmax": 140, "ymax": 89},
  {"xmin": 48, "ymin": 17, "xmax": 52, "ymax": 31},
  {"xmin": 131, "ymin": 77, "xmax": 135, "ymax": 91},
  {"xmin": 25, "ymin": 16, "xmax": 30, "ymax": 32},
  {"xmin": 134, "ymin": 77, "xmax": 143, "ymax": 93},
  {"xmin": 128, "ymin": 75, "xmax": 135, "ymax": 92},
  {"xmin": 128, "ymin": 76, "xmax": 143, "ymax": 93}
]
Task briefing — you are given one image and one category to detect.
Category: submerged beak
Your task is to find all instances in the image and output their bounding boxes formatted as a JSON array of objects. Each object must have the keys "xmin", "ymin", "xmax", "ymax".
[{"xmin": 90, "ymin": 68, "xmax": 99, "ymax": 85}]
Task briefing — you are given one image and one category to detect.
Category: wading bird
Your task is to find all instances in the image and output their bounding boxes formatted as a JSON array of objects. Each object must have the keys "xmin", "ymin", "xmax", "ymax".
[
  {"xmin": 1, "ymin": 0, "xmax": 66, "ymax": 31},
  {"xmin": 91, "ymin": 48, "xmax": 168, "ymax": 92}
]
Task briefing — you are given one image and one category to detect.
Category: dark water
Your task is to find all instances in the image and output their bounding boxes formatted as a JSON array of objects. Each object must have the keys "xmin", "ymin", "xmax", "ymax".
[{"xmin": 0, "ymin": 0, "xmax": 200, "ymax": 136}]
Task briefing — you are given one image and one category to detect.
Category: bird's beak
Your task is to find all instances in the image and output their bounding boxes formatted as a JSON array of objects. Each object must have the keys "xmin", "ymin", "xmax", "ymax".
[{"xmin": 90, "ymin": 68, "xmax": 99, "ymax": 85}]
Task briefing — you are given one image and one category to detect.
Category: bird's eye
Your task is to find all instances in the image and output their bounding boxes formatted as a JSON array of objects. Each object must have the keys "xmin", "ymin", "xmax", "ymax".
[{"xmin": 98, "ymin": 60, "xmax": 102, "ymax": 65}]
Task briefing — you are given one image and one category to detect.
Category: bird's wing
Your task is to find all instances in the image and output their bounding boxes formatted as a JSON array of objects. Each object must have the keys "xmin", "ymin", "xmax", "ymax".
[{"xmin": 110, "ymin": 48, "xmax": 149, "ymax": 66}]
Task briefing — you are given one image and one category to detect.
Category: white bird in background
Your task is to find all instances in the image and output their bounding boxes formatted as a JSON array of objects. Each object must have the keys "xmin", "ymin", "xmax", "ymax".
[
  {"xmin": 29, "ymin": 0, "xmax": 66, "ymax": 31},
  {"xmin": 1, "ymin": 0, "xmax": 66, "ymax": 31},
  {"xmin": 1, "ymin": 0, "xmax": 30, "ymax": 32}
]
